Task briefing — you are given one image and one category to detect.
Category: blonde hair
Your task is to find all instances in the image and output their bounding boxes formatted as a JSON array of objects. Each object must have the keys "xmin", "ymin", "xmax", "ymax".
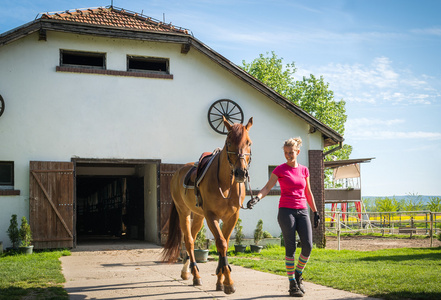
[{"xmin": 283, "ymin": 137, "xmax": 302, "ymax": 150}]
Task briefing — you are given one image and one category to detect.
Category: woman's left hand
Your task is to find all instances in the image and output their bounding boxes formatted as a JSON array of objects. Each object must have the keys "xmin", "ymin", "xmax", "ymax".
[{"xmin": 314, "ymin": 212, "xmax": 320, "ymax": 228}]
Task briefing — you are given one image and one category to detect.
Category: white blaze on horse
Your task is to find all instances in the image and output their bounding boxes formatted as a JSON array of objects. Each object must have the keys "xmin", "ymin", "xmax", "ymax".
[{"xmin": 161, "ymin": 116, "xmax": 253, "ymax": 294}]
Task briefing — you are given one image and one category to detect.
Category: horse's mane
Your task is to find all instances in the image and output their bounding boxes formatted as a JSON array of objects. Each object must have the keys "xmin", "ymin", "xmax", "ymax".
[{"xmin": 228, "ymin": 123, "xmax": 247, "ymax": 146}]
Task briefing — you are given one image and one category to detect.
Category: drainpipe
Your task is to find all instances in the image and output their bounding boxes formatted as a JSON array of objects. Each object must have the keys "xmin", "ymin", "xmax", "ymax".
[{"xmin": 323, "ymin": 141, "xmax": 343, "ymax": 158}]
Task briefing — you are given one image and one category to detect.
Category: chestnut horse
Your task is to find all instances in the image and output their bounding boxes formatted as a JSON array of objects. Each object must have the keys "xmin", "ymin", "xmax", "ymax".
[{"xmin": 161, "ymin": 116, "xmax": 253, "ymax": 294}]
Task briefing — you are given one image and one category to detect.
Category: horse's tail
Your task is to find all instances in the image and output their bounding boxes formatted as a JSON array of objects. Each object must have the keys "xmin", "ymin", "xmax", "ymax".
[{"xmin": 161, "ymin": 201, "xmax": 182, "ymax": 263}]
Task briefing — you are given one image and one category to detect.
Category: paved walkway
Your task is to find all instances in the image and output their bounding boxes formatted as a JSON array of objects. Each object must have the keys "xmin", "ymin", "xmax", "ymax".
[{"xmin": 60, "ymin": 242, "xmax": 381, "ymax": 299}]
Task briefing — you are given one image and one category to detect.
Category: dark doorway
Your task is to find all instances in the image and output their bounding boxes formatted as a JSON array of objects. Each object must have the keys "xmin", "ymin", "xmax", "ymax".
[{"xmin": 76, "ymin": 176, "xmax": 144, "ymax": 240}]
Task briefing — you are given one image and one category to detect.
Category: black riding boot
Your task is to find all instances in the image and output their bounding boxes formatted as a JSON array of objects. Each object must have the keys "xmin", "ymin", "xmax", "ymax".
[
  {"xmin": 295, "ymin": 270, "xmax": 305, "ymax": 294},
  {"xmin": 289, "ymin": 279, "xmax": 304, "ymax": 297}
]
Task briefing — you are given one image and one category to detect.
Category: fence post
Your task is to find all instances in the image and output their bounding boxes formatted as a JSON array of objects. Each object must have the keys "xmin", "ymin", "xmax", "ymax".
[
  {"xmin": 430, "ymin": 212, "xmax": 433, "ymax": 248},
  {"xmin": 337, "ymin": 212, "xmax": 341, "ymax": 251}
]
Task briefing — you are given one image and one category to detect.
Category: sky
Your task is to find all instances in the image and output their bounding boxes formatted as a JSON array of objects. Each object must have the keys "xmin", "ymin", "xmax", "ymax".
[{"xmin": 1, "ymin": 0, "xmax": 440, "ymax": 197}]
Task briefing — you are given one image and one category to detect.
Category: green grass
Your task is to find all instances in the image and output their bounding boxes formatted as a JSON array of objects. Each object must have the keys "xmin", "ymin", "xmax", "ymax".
[
  {"xmin": 0, "ymin": 249, "xmax": 71, "ymax": 300},
  {"xmin": 225, "ymin": 245, "xmax": 441, "ymax": 300}
]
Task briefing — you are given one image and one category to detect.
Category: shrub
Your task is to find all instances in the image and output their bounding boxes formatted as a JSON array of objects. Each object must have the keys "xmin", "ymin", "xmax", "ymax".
[
  {"xmin": 234, "ymin": 218, "xmax": 244, "ymax": 245},
  {"xmin": 7, "ymin": 214, "xmax": 20, "ymax": 248},
  {"xmin": 254, "ymin": 219, "xmax": 264, "ymax": 245},
  {"xmin": 195, "ymin": 224, "xmax": 207, "ymax": 249},
  {"xmin": 263, "ymin": 231, "xmax": 272, "ymax": 238},
  {"xmin": 19, "ymin": 216, "xmax": 32, "ymax": 247}
]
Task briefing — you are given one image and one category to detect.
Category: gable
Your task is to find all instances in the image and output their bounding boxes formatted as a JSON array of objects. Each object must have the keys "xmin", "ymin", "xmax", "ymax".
[{"xmin": 0, "ymin": 5, "xmax": 343, "ymax": 147}]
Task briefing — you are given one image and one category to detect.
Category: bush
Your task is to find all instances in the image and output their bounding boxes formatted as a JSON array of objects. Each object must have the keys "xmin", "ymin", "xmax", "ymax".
[
  {"xmin": 19, "ymin": 216, "xmax": 32, "ymax": 247},
  {"xmin": 195, "ymin": 225, "xmax": 207, "ymax": 249},
  {"xmin": 263, "ymin": 231, "xmax": 272, "ymax": 238},
  {"xmin": 234, "ymin": 218, "xmax": 244, "ymax": 245},
  {"xmin": 7, "ymin": 214, "xmax": 20, "ymax": 248},
  {"xmin": 254, "ymin": 219, "xmax": 264, "ymax": 245}
]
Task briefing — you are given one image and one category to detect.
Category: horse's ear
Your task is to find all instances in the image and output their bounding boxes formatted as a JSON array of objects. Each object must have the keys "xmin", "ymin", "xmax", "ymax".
[
  {"xmin": 223, "ymin": 116, "xmax": 233, "ymax": 132},
  {"xmin": 245, "ymin": 117, "xmax": 253, "ymax": 131}
]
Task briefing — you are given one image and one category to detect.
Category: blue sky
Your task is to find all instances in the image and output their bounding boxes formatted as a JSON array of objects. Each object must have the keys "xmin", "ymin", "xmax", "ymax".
[{"xmin": 1, "ymin": 0, "xmax": 440, "ymax": 197}]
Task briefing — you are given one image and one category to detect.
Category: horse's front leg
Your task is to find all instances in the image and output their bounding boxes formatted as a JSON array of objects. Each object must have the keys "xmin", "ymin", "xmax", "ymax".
[
  {"xmin": 217, "ymin": 213, "xmax": 240, "ymax": 294},
  {"xmin": 205, "ymin": 211, "xmax": 236, "ymax": 294}
]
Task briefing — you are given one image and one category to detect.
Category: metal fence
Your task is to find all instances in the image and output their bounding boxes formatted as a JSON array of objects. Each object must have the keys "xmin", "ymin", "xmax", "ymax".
[{"xmin": 325, "ymin": 210, "xmax": 441, "ymax": 249}]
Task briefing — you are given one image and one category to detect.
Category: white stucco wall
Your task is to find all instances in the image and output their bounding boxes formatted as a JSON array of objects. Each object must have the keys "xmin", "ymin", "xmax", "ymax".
[{"xmin": 0, "ymin": 30, "xmax": 323, "ymax": 247}]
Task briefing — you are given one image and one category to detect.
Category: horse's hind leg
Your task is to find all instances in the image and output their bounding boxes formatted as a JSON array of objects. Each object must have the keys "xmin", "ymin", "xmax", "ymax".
[
  {"xmin": 190, "ymin": 214, "xmax": 205, "ymax": 285},
  {"xmin": 180, "ymin": 213, "xmax": 204, "ymax": 286},
  {"xmin": 181, "ymin": 253, "xmax": 190, "ymax": 280}
]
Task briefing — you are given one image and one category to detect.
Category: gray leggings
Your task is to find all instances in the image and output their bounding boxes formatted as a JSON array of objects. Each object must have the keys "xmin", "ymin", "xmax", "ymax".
[{"xmin": 278, "ymin": 207, "xmax": 313, "ymax": 258}]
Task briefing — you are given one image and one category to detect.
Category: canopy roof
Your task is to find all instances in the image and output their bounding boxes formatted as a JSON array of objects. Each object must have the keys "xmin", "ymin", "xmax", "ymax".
[{"xmin": 324, "ymin": 158, "xmax": 374, "ymax": 169}]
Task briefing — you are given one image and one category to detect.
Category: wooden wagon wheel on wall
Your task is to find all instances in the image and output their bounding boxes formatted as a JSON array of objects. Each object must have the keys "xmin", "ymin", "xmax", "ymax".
[
  {"xmin": 207, "ymin": 99, "xmax": 244, "ymax": 135},
  {"xmin": 0, "ymin": 95, "xmax": 4, "ymax": 117}
]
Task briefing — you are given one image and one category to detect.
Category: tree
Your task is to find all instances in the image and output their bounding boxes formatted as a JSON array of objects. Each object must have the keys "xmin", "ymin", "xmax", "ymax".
[
  {"xmin": 375, "ymin": 197, "xmax": 399, "ymax": 212},
  {"xmin": 427, "ymin": 197, "xmax": 441, "ymax": 212},
  {"xmin": 242, "ymin": 52, "xmax": 351, "ymax": 162}
]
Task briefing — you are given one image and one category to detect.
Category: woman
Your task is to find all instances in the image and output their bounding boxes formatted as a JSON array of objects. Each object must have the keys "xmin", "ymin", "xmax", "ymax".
[{"xmin": 247, "ymin": 137, "xmax": 320, "ymax": 297}]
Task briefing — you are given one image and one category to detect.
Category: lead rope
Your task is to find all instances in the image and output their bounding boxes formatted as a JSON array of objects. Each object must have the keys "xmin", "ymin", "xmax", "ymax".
[{"xmin": 240, "ymin": 174, "xmax": 253, "ymax": 210}]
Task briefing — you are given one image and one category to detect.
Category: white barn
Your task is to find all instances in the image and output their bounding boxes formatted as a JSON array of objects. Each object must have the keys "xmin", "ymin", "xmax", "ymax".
[{"xmin": 0, "ymin": 6, "xmax": 343, "ymax": 249}]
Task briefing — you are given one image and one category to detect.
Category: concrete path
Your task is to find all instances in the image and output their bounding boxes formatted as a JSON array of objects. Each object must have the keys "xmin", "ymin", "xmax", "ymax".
[{"xmin": 60, "ymin": 242, "xmax": 381, "ymax": 300}]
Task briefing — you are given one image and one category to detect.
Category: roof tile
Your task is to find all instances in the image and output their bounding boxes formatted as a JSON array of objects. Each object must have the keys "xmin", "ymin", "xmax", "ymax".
[{"xmin": 40, "ymin": 6, "xmax": 190, "ymax": 35}]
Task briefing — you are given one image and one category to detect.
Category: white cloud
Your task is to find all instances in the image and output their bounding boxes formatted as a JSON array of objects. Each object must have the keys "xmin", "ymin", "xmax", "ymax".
[
  {"xmin": 347, "ymin": 118, "xmax": 404, "ymax": 127},
  {"xmin": 346, "ymin": 118, "xmax": 441, "ymax": 141},
  {"xmin": 411, "ymin": 27, "xmax": 441, "ymax": 36},
  {"xmin": 347, "ymin": 130, "xmax": 441, "ymax": 140},
  {"xmin": 298, "ymin": 57, "xmax": 439, "ymax": 106}
]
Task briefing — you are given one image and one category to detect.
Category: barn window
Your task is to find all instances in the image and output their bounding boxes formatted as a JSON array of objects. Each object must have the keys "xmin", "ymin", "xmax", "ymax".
[
  {"xmin": 268, "ymin": 166, "xmax": 280, "ymax": 190},
  {"xmin": 0, "ymin": 161, "xmax": 14, "ymax": 189},
  {"xmin": 127, "ymin": 55, "xmax": 169, "ymax": 74},
  {"xmin": 60, "ymin": 50, "xmax": 106, "ymax": 69}
]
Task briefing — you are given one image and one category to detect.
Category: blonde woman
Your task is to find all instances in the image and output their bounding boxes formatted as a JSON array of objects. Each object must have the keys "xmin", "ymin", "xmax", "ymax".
[{"xmin": 247, "ymin": 137, "xmax": 320, "ymax": 297}]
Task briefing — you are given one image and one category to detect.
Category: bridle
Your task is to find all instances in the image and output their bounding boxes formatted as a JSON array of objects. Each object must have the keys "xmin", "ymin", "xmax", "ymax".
[
  {"xmin": 218, "ymin": 137, "xmax": 254, "ymax": 208},
  {"xmin": 225, "ymin": 142, "xmax": 252, "ymax": 178}
]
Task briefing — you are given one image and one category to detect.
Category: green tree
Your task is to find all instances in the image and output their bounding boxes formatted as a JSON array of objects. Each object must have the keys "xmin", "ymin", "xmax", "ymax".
[
  {"xmin": 427, "ymin": 197, "xmax": 441, "ymax": 212},
  {"xmin": 375, "ymin": 197, "xmax": 399, "ymax": 212},
  {"xmin": 241, "ymin": 51, "xmax": 351, "ymax": 162},
  {"xmin": 401, "ymin": 193, "xmax": 423, "ymax": 214}
]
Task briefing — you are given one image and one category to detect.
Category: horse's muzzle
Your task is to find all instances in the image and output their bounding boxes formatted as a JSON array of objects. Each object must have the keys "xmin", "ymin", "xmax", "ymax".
[{"xmin": 234, "ymin": 169, "xmax": 248, "ymax": 183}]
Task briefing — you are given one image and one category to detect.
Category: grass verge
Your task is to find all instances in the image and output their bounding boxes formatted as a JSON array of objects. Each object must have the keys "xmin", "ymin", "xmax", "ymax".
[
  {"xmin": 225, "ymin": 245, "xmax": 441, "ymax": 300},
  {"xmin": 0, "ymin": 249, "xmax": 71, "ymax": 300}
]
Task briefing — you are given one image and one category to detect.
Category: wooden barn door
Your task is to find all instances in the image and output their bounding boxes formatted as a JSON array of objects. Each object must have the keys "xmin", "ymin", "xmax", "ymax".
[
  {"xmin": 159, "ymin": 163, "xmax": 184, "ymax": 245},
  {"xmin": 29, "ymin": 161, "xmax": 74, "ymax": 249}
]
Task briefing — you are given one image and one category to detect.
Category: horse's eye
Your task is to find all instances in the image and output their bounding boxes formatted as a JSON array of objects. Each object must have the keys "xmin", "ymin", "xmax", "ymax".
[{"xmin": 248, "ymin": 141, "xmax": 252, "ymax": 147}]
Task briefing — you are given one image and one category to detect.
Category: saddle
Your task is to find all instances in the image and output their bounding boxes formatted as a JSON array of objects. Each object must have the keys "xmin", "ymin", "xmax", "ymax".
[{"xmin": 183, "ymin": 148, "xmax": 221, "ymax": 207}]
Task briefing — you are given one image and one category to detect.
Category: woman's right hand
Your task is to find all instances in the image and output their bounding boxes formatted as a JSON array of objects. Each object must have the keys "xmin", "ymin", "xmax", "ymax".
[{"xmin": 246, "ymin": 196, "xmax": 260, "ymax": 209}]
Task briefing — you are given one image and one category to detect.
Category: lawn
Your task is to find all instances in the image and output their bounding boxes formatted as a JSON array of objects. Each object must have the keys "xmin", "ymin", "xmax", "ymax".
[
  {"xmin": 225, "ymin": 245, "xmax": 441, "ymax": 300},
  {"xmin": 1, "ymin": 245, "xmax": 440, "ymax": 300},
  {"xmin": 0, "ymin": 249, "xmax": 70, "ymax": 300}
]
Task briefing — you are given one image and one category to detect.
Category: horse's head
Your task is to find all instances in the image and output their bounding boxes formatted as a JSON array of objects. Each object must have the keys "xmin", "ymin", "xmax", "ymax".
[{"xmin": 223, "ymin": 116, "xmax": 253, "ymax": 183}]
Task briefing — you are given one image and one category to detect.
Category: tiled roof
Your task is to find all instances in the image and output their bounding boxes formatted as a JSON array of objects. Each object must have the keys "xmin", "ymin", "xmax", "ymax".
[{"xmin": 39, "ymin": 6, "xmax": 191, "ymax": 35}]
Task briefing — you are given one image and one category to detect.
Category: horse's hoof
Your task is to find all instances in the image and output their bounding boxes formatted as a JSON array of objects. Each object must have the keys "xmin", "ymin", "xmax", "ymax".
[
  {"xmin": 216, "ymin": 283, "xmax": 224, "ymax": 291},
  {"xmin": 181, "ymin": 272, "xmax": 190, "ymax": 280},
  {"xmin": 193, "ymin": 278, "xmax": 202, "ymax": 286},
  {"xmin": 224, "ymin": 284, "xmax": 236, "ymax": 294}
]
